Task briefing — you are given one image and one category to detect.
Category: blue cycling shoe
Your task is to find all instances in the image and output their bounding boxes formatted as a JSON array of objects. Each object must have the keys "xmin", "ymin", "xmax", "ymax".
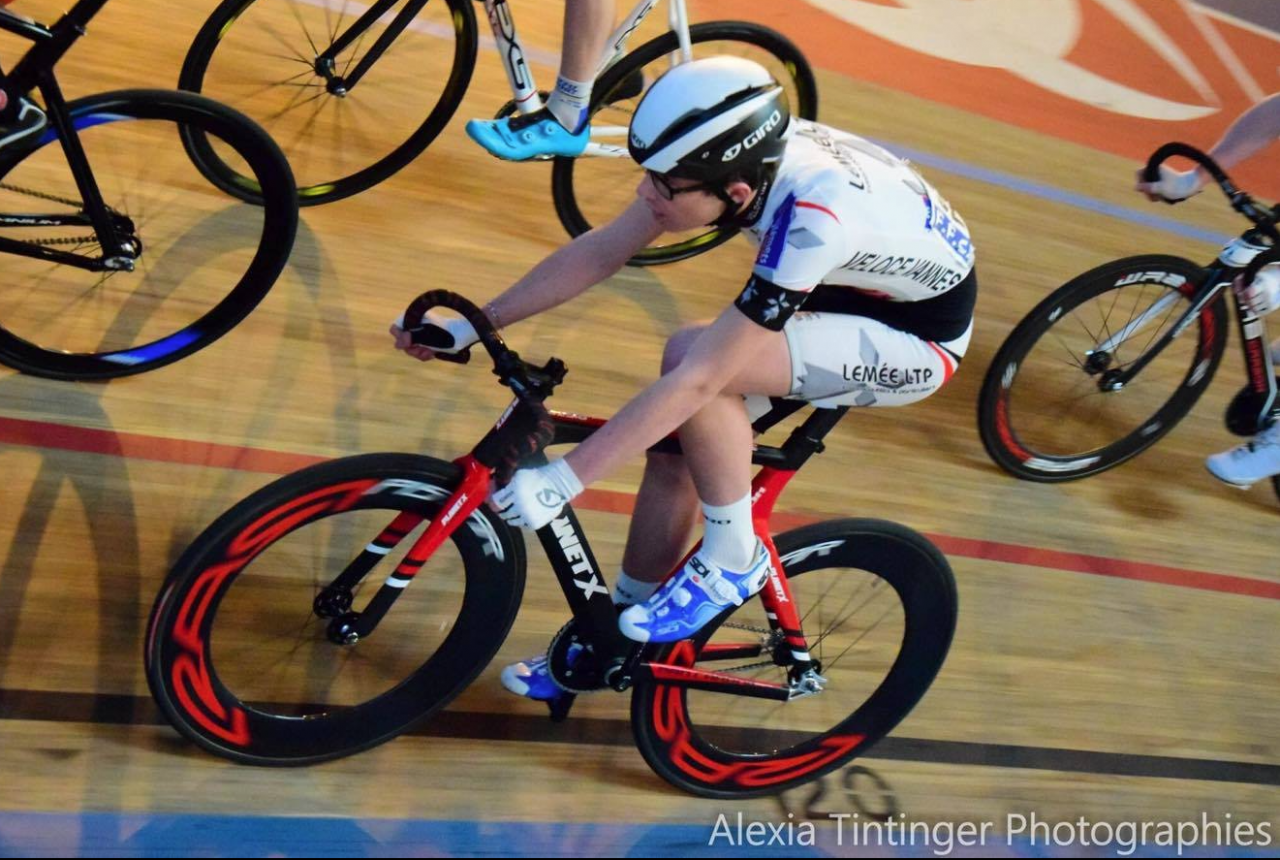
[
  {"xmin": 619, "ymin": 542, "xmax": 772, "ymax": 644},
  {"xmin": 466, "ymin": 107, "xmax": 589, "ymax": 161},
  {"xmin": 500, "ymin": 643, "xmax": 583, "ymax": 701}
]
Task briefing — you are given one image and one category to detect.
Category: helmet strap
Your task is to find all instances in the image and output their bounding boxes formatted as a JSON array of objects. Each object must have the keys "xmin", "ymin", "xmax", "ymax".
[{"xmin": 711, "ymin": 166, "xmax": 778, "ymax": 229}]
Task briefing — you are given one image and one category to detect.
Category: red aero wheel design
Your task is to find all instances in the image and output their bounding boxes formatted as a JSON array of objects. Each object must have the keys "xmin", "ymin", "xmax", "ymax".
[
  {"xmin": 649, "ymin": 641, "xmax": 866, "ymax": 789},
  {"xmin": 166, "ymin": 479, "xmax": 378, "ymax": 748}
]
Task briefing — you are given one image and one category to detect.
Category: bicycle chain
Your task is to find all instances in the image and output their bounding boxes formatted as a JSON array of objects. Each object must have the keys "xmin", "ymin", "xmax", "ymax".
[
  {"xmin": 0, "ymin": 181, "xmax": 100, "ymax": 247},
  {"xmin": 715, "ymin": 622, "xmax": 783, "ymax": 674}
]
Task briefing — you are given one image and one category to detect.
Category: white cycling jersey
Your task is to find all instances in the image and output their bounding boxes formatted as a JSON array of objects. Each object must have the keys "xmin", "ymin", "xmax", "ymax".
[
  {"xmin": 730, "ymin": 119, "xmax": 977, "ymax": 408},
  {"xmin": 733, "ymin": 120, "xmax": 976, "ymax": 340}
]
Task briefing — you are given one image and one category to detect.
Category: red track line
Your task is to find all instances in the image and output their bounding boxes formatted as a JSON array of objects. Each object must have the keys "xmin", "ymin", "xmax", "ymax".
[{"xmin": 3, "ymin": 415, "xmax": 1277, "ymax": 600}]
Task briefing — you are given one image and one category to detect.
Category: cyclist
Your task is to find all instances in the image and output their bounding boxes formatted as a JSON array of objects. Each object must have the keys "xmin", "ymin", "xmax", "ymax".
[
  {"xmin": 1136, "ymin": 93, "xmax": 1280, "ymax": 487},
  {"xmin": 466, "ymin": 0, "xmax": 614, "ymax": 161},
  {"xmin": 396, "ymin": 57, "xmax": 977, "ymax": 700}
]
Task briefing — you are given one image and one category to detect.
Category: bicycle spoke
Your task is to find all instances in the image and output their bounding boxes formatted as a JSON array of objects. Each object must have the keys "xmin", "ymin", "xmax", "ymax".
[
  {"xmin": 820, "ymin": 601, "xmax": 897, "ymax": 674},
  {"xmin": 1068, "ymin": 308, "xmax": 1104, "ymax": 348},
  {"xmin": 1134, "ymin": 288, "xmax": 1187, "ymax": 362},
  {"xmin": 287, "ymin": 0, "xmax": 323, "ymax": 59},
  {"xmin": 258, "ymin": 19, "xmax": 316, "ymax": 65}
]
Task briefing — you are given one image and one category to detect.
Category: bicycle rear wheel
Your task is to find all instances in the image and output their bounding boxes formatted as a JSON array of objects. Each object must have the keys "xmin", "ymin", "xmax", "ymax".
[
  {"xmin": 180, "ymin": 0, "xmax": 477, "ymax": 205},
  {"xmin": 145, "ymin": 453, "xmax": 524, "ymax": 765},
  {"xmin": 978, "ymin": 255, "xmax": 1227, "ymax": 481},
  {"xmin": 630, "ymin": 519, "xmax": 956, "ymax": 798},
  {"xmin": 0, "ymin": 89, "xmax": 297, "ymax": 380},
  {"xmin": 551, "ymin": 22, "xmax": 818, "ymax": 266}
]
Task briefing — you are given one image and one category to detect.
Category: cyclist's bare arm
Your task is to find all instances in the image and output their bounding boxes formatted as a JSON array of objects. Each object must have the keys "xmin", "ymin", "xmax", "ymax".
[
  {"xmin": 562, "ymin": 303, "xmax": 786, "ymax": 487},
  {"xmin": 485, "ymin": 196, "xmax": 662, "ymax": 327},
  {"xmin": 1137, "ymin": 92, "xmax": 1280, "ymax": 201},
  {"xmin": 1206, "ymin": 92, "xmax": 1280, "ymax": 172},
  {"xmin": 394, "ymin": 198, "xmax": 662, "ymax": 357}
]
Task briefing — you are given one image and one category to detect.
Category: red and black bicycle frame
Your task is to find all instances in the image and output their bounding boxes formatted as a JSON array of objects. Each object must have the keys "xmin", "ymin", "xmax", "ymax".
[{"xmin": 339, "ymin": 395, "xmax": 844, "ymax": 702}]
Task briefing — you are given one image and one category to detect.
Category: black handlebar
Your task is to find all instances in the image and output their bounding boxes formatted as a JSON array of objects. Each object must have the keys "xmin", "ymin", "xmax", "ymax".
[
  {"xmin": 1142, "ymin": 142, "xmax": 1277, "ymax": 232},
  {"xmin": 400, "ymin": 289, "xmax": 567, "ymax": 403},
  {"xmin": 1142, "ymin": 142, "xmax": 1233, "ymax": 189},
  {"xmin": 401, "ymin": 288, "xmax": 500, "ymax": 365}
]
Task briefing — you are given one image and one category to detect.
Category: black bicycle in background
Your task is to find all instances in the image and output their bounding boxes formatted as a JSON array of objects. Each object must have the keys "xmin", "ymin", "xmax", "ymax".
[
  {"xmin": 978, "ymin": 143, "xmax": 1280, "ymax": 500},
  {"xmin": 0, "ymin": 0, "xmax": 298, "ymax": 380},
  {"xmin": 145, "ymin": 290, "xmax": 957, "ymax": 798},
  {"xmin": 177, "ymin": 0, "xmax": 817, "ymax": 265}
]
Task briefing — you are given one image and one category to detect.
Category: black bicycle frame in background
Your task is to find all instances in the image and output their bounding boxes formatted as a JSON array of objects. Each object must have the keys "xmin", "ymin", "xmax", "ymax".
[
  {"xmin": 314, "ymin": 0, "xmax": 431, "ymax": 93},
  {"xmin": 1115, "ymin": 145, "xmax": 1280, "ymax": 427},
  {"xmin": 0, "ymin": 0, "xmax": 134, "ymax": 269}
]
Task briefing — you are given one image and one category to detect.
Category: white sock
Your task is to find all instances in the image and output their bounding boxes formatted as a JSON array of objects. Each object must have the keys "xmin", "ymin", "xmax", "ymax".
[
  {"xmin": 613, "ymin": 569, "xmax": 660, "ymax": 607},
  {"xmin": 546, "ymin": 75, "xmax": 591, "ymax": 134},
  {"xmin": 700, "ymin": 495, "xmax": 756, "ymax": 572}
]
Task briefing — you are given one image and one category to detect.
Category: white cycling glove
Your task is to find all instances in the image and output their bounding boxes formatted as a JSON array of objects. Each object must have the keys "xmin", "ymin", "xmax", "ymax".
[
  {"xmin": 488, "ymin": 459, "xmax": 584, "ymax": 531},
  {"xmin": 394, "ymin": 310, "xmax": 479, "ymax": 355},
  {"xmin": 1143, "ymin": 164, "xmax": 1203, "ymax": 202},
  {"xmin": 1241, "ymin": 263, "xmax": 1280, "ymax": 317}
]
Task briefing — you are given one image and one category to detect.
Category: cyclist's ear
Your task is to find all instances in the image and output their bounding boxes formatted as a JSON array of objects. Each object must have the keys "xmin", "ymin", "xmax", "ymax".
[{"xmin": 723, "ymin": 179, "xmax": 754, "ymax": 207}]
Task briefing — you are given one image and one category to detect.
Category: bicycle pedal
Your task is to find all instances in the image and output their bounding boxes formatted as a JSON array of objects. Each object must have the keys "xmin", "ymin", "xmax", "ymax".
[{"xmin": 547, "ymin": 692, "xmax": 577, "ymax": 723}]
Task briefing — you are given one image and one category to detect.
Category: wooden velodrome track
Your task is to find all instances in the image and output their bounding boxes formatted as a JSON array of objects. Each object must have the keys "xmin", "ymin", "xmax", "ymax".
[{"xmin": 0, "ymin": 0, "xmax": 1276, "ymax": 855}]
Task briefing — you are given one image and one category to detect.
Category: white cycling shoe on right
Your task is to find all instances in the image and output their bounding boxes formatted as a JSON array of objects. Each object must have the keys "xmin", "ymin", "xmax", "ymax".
[{"xmin": 1206, "ymin": 421, "xmax": 1280, "ymax": 488}]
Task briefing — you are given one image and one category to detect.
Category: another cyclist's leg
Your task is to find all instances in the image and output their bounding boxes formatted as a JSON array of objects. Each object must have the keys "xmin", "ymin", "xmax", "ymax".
[
  {"xmin": 548, "ymin": 0, "xmax": 615, "ymax": 132},
  {"xmin": 0, "ymin": 64, "xmax": 45, "ymax": 152},
  {"xmin": 467, "ymin": 0, "xmax": 614, "ymax": 160},
  {"xmin": 619, "ymin": 327, "xmax": 793, "ymax": 643},
  {"xmin": 1205, "ymin": 324, "xmax": 1280, "ymax": 487}
]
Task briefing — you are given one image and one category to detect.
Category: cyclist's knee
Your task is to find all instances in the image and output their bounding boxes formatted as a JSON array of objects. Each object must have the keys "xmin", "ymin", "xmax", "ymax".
[{"xmin": 660, "ymin": 324, "xmax": 707, "ymax": 375}]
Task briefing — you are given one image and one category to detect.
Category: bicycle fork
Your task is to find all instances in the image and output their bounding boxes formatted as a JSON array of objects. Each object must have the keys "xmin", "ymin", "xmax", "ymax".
[{"xmin": 315, "ymin": 454, "xmax": 492, "ymax": 644}]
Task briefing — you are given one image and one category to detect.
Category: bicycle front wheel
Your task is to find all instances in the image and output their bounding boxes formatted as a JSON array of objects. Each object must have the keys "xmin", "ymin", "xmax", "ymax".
[
  {"xmin": 551, "ymin": 21, "xmax": 818, "ymax": 266},
  {"xmin": 180, "ymin": 0, "xmax": 478, "ymax": 205},
  {"xmin": 0, "ymin": 89, "xmax": 297, "ymax": 380},
  {"xmin": 978, "ymin": 255, "xmax": 1227, "ymax": 481},
  {"xmin": 145, "ymin": 453, "xmax": 525, "ymax": 765},
  {"xmin": 631, "ymin": 519, "xmax": 956, "ymax": 798}
]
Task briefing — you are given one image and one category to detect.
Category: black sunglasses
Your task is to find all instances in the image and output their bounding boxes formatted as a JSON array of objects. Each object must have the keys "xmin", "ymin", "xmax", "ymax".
[{"xmin": 647, "ymin": 170, "xmax": 715, "ymax": 201}]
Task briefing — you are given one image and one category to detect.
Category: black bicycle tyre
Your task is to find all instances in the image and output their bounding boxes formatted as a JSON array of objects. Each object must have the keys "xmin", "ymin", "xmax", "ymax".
[
  {"xmin": 179, "ymin": 0, "xmax": 478, "ymax": 206},
  {"xmin": 0, "ymin": 89, "xmax": 297, "ymax": 380},
  {"xmin": 977, "ymin": 255, "xmax": 1228, "ymax": 482},
  {"xmin": 145, "ymin": 452, "xmax": 525, "ymax": 765},
  {"xmin": 630, "ymin": 518, "xmax": 956, "ymax": 798}
]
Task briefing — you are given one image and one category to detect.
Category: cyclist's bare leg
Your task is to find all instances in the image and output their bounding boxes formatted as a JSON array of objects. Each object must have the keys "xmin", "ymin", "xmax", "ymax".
[
  {"xmin": 559, "ymin": 0, "xmax": 616, "ymax": 82},
  {"xmin": 620, "ymin": 451, "xmax": 700, "ymax": 579},
  {"xmin": 544, "ymin": 0, "xmax": 615, "ymax": 132},
  {"xmin": 620, "ymin": 323, "xmax": 793, "ymax": 584}
]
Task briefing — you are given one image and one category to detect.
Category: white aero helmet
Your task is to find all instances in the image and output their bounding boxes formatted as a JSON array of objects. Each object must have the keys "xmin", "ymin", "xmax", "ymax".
[{"xmin": 628, "ymin": 56, "xmax": 791, "ymax": 184}]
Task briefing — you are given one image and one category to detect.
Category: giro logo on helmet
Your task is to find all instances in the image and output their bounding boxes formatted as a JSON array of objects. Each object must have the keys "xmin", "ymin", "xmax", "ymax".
[{"xmin": 721, "ymin": 109, "xmax": 783, "ymax": 162}]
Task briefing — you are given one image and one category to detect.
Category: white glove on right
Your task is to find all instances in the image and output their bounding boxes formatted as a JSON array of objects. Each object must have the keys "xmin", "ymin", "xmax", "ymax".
[
  {"xmin": 1241, "ymin": 263, "xmax": 1280, "ymax": 317},
  {"xmin": 1137, "ymin": 164, "xmax": 1203, "ymax": 203},
  {"xmin": 394, "ymin": 310, "xmax": 479, "ymax": 355}
]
